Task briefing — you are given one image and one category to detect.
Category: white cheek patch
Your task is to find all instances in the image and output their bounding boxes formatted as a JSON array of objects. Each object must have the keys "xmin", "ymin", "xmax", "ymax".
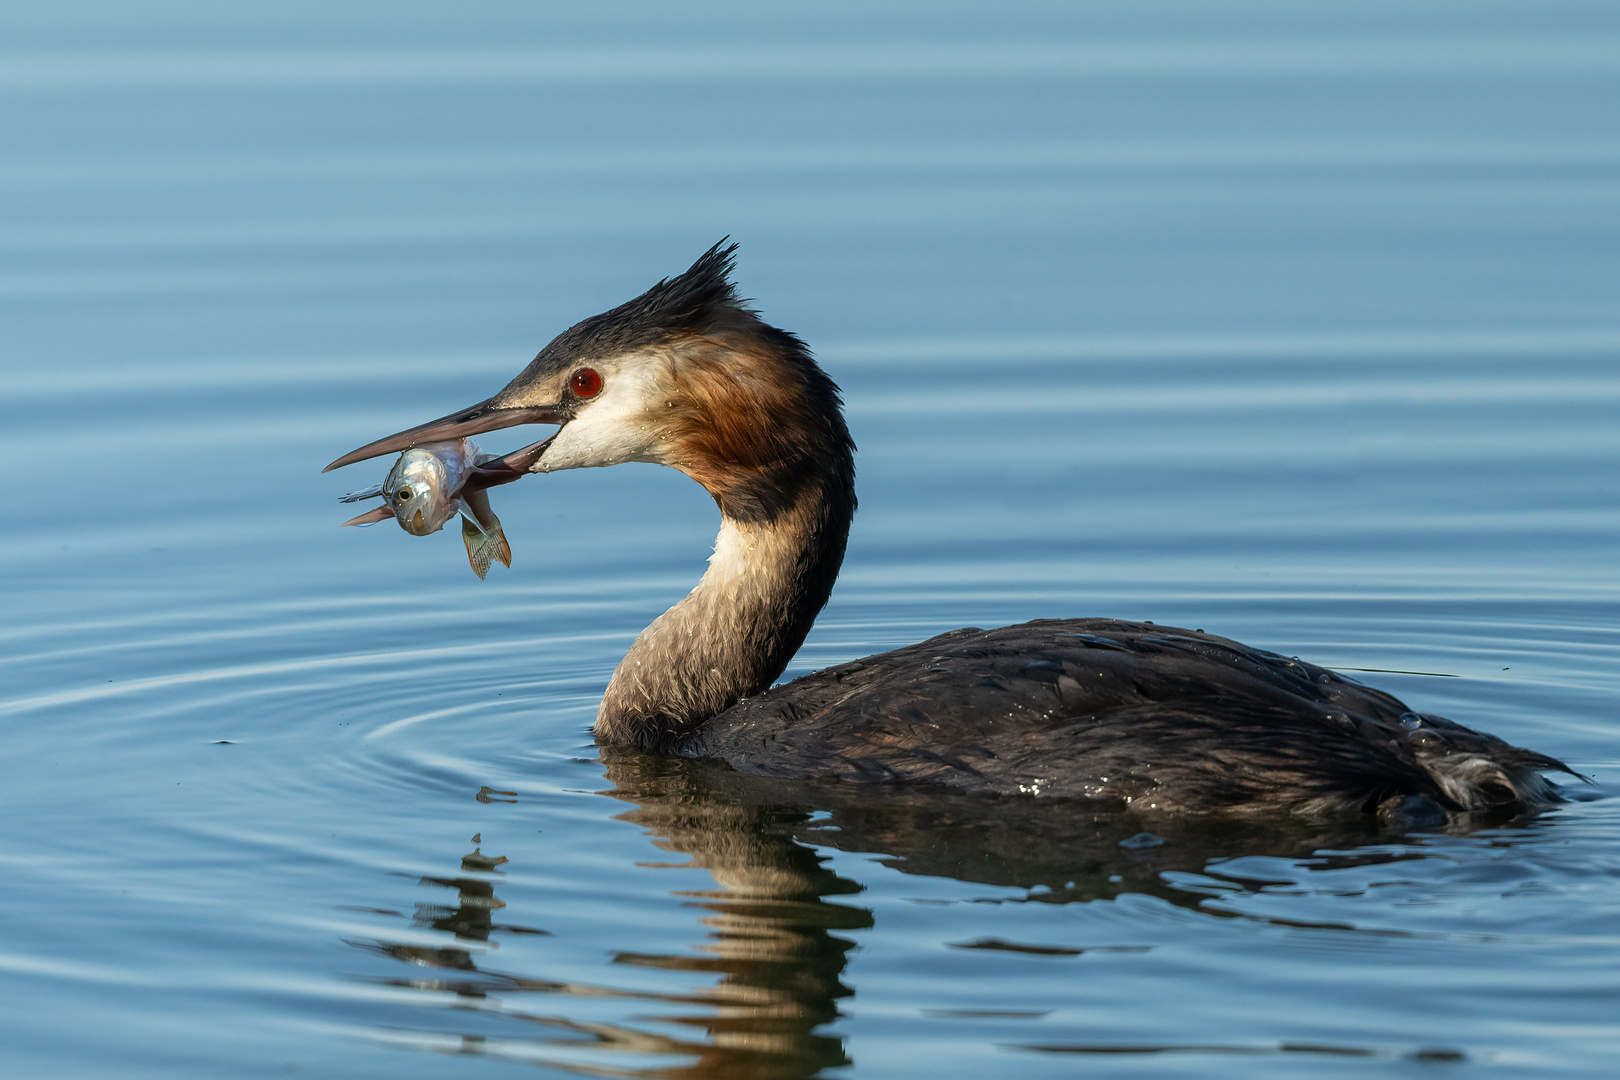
[{"xmin": 536, "ymin": 361, "xmax": 668, "ymax": 472}]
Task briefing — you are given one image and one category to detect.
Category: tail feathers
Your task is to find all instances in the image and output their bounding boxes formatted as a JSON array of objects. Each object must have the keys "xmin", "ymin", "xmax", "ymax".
[
  {"xmin": 1422, "ymin": 750, "xmax": 1580, "ymax": 812},
  {"xmin": 1393, "ymin": 712, "xmax": 1582, "ymax": 813}
]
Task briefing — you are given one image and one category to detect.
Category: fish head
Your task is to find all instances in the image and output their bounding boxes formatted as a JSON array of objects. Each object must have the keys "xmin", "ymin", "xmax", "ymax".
[{"xmin": 382, "ymin": 442, "xmax": 475, "ymax": 536}]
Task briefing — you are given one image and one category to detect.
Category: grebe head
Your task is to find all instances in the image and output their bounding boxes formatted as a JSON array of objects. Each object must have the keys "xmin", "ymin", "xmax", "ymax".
[
  {"xmin": 328, "ymin": 241, "xmax": 853, "ymax": 526},
  {"xmin": 331, "ymin": 242, "xmax": 858, "ymax": 746}
]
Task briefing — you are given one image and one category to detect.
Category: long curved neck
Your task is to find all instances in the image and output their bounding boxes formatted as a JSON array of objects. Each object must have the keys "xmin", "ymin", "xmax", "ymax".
[{"xmin": 595, "ymin": 468, "xmax": 853, "ymax": 750}]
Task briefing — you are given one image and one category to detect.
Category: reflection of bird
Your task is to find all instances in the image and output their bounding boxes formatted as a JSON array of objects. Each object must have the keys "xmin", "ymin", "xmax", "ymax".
[
  {"xmin": 329, "ymin": 243, "xmax": 1574, "ymax": 818},
  {"xmin": 352, "ymin": 780, "xmax": 863, "ymax": 1078}
]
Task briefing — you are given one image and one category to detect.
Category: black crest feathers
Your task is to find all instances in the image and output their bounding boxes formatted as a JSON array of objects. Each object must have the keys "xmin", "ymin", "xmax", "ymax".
[
  {"xmin": 626, "ymin": 239, "xmax": 743, "ymax": 336},
  {"xmin": 538, "ymin": 240, "xmax": 746, "ymax": 362}
]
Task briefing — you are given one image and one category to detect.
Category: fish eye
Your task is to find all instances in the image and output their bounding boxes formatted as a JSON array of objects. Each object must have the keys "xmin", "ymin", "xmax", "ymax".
[
  {"xmin": 397, "ymin": 488, "xmax": 413, "ymax": 501},
  {"xmin": 569, "ymin": 367, "xmax": 603, "ymax": 399}
]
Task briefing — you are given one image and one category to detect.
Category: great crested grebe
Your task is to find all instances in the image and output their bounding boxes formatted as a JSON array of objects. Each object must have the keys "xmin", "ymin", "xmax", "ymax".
[{"xmin": 328, "ymin": 243, "xmax": 1574, "ymax": 818}]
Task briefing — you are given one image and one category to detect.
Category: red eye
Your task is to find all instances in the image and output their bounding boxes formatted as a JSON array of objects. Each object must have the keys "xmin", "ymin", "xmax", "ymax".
[{"xmin": 569, "ymin": 368, "xmax": 603, "ymax": 398}]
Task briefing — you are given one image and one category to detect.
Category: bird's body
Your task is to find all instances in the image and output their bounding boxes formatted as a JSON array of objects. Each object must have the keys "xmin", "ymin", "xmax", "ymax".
[
  {"xmin": 329, "ymin": 242, "xmax": 1575, "ymax": 819},
  {"xmin": 681, "ymin": 619, "xmax": 1567, "ymax": 817}
]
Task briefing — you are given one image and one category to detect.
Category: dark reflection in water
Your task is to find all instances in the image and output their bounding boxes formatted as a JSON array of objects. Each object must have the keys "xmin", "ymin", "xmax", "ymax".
[
  {"xmin": 348, "ymin": 757, "xmax": 874, "ymax": 1078},
  {"xmin": 347, "ymin": 748, "xmax": 1547, "ymax": 1074},
  {"xmin": 601, "ymin": 747, "xmax": 1473, "ymax": 914},
  {"xmin": 350, "ymin": 837, "xmax": 552, "ymax": 976},
  {"xmin": 603, "ymin": 754, "xmax": 869, "ymax": 1078}
]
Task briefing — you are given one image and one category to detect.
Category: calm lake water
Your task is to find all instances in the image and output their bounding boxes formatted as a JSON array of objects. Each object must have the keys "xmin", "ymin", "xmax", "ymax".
[{"xmin": 4, "ymin": 3, "xmax": 1620, "ymax": 1077}]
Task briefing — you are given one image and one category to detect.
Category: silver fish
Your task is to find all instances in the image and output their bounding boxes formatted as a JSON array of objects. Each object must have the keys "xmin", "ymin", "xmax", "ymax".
[{"xmin": 339, "ymin": 439, "xmax": 513, "ymax": 579}]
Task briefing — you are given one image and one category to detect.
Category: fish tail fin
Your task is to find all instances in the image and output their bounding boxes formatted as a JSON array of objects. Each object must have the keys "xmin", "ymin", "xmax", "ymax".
[
  {"xmin": 460, "ymin": 488, "xmax": 511, "ymax": 579},
  {"xmin": 461, "ymin": 515, "xmax": 493, "ymax": 579},
  {"xmin": 492, "ymin": 525, "xmax": 512, "ymax": 568}
]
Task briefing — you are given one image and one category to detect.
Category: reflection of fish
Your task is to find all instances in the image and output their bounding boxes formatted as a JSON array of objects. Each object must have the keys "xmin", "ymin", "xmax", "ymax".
[{"xmin": 340, "ymin": 439, "xmax": 518, "ymax": 579}]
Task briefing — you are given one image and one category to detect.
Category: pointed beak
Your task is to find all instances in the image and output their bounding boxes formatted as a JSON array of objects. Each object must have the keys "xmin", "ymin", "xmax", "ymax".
[
  {"xmin": 323, "ymin": 398, "xmax": 565, "ymax": 472},
  {"xmin": 466, "ymin": 435, "xmax": 555, "ymax": 490}
]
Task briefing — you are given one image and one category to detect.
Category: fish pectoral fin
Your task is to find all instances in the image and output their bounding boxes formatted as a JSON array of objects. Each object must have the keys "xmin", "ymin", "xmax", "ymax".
[
  {"xmin": 341, "ymin": 505, "xmax": 396, "ymax": 527},
  {"xmin": 339, "ymin": 483, "xmax": 386, "ymax": 504}
]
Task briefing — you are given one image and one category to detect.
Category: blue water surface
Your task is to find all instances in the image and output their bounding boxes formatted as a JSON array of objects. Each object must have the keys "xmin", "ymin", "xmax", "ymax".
[{"xmin": 3, "ymin": 2, "xmax": 1620, "ymax": 1077}]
